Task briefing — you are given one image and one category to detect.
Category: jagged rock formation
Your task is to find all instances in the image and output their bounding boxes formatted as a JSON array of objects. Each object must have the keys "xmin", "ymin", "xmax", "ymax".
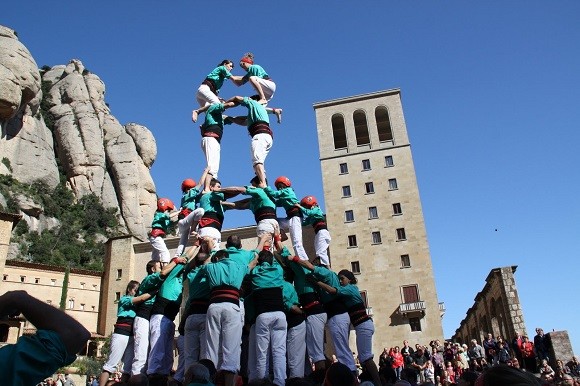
[{"xmin": 0, "ymin": 25, "xmax": 157, "ymax": 241}]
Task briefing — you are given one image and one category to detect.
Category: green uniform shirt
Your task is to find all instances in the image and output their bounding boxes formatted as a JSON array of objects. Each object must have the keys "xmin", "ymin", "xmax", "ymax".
[
  {"xmin": 198, "ymin": 191, "xmax": 225, "ymax": 215},
  {"xmin": 242, "ymin": 64, "xmax": 269, "ymax": 82},
  {"xmin": 159, "ymin": 264, "xmax": 185, "ymax": 302},
  {"xmin": 181, "ymin": 188, "xmax": 202, "ymax": 211},
  {"xmin": 336, "ymin": 283, "xmax": 364, "ymax": 308},
  {"xmin": 201, "ymin": 103, "xmax": 229, "ymax": 129},
  {"xmin": 117, "ymin": 295, "xmax": 137, "ymax": 319},
  {"xmin": 151, "ymin": 211, "xmax": 171, "ymax": 231},
  {"xmin": 250, "ymin": 259, "xmax": 284, "ymax": 290},
  {"xmin": 138, "ymin": 272, "xmax": 163, "ymax": 306},
  {"xmin": 203, "ymin": 258, "xmax": 248, "ymax": 289},
  {"xmin": 282, "ymin": 281, "xmax": 300, "ymax": 312},
  {"xmin": 313, "ymin": 266, "xmax": 340, "ymax": 304},
  {"xmin": 205, "ymin": 65, "xmax": 232, "ymax": 91},
  {"xmin": 245, "ymin": 186, "xmax": 276, "ymax": 214},
  {"xmin": 300, "ymin": 206, "xmax": 325, "ymax": 226},
  {"xmin": 241, "ymin": 97, "xmax": 270, "ymax": 126},
  {"xmin": 264, "ymin": 186, "xmax": 298, "ymax": 210},
  {"xmin": 186, "ymin": 266, "xmax": 210, "ymax": 305},
  {"xmin": 225, "ymin": 246, "xmax": 257, "ymax": 266}
]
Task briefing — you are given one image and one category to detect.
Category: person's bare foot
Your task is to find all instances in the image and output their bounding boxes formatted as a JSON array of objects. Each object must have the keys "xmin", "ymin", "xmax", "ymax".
[
  {"xmin": 273, "ymin": 108, "xmax": 283, "ymax": 124},
  {"xmin": 191, "ymin": 110, "xmax": 198, "ymax": 122}
]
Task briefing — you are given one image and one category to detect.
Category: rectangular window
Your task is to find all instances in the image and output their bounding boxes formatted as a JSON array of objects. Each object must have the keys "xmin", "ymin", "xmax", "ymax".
[
  {"xmin": 339, "ymin": 163, "xmax": 349, "ymax": 174},
  {"xmin": 80, "ymin": 282, "xmax": 85, "ymax": 289},
  {"xmin": 385, "ymin": 155, "xmax": 394, "ymax": 167},
  {"xmin": 51, "ymin": 279, "xmax": 56, "ymax": 286},
  {"xmin": 115, "ymin": 292, "xmax": 121, "ymax": 302},
  {"xmin": 116, "ymin": 269, "xmax": 122, "ymax": 280},
  {"xmin": 20, "ymin": 276, "xmax": 26, "ymax": 283},
  {"xmin": 388, "ymin": 178, "xmax": 398, "ymax": 190},
  {"xmin": 368, "ymin": 206, "xmax": 378, "ymax": 219},
  {"xmin": 348, "ymin": 235, "xmax": 358, "ymax": 248},
  {"xmin": 351, "ymin": 261, "xmax": 361, "ymax": 274},
  {"xmin": 344, "ymin": 210, "xmax": 354, "ymax": 222},
  {"xmin": 341, "ymin": 185, "xmax": 351, "ymax": 197},
  {"xmin": 34, "ymin": 278, "xmax": 40, "ymax": 284},
  {"xmin": 80, "ymin": 303, "xmax": 85, "ymax": 311},
  {"xmin": 401, "ymin": 254, "xmax": 411, "ymax": 268},
  {"xmin": 396, "ymin": 228, "xmax": 407, "ymax": 241},
  {"xmin": 93, "ymin": 284, "xmax": 98, "ymax": 290},
  {"xmin": 409, "ymin": 317, "xmax": 422, "ymax": 332},
  {"xmin": 393, "ymin": 203, "xmax": 402, "ymax": 215},
  {"xmin": 362, "ymin": 159, "xmax": 371, "ymax": 171},
  {"xmin": 402, "ymin": 285, "xmax": 419, "ymax": 303},
  {"xmin": 68, "ymin": 299, "xmax": 74, "ymax": 309},
  {"xmin": 3, "ymin": 274, "xmax": 7, "ymax": 281},
  {"xmin": 365, "ymin": 182, "xmax": 374, "ymax": 194},
  {"xmin": 371, "ymin": 231, "xmax": 382, "ymax": 244},
  {"xmin": 92, "ymin": 305, "xmax": 96, "ymax": 311}
]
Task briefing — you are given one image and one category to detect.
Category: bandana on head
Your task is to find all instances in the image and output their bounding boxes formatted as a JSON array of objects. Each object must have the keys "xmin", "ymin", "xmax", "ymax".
[{"xmin": 240, "ymin": 56, "xmax": 254, "ymax": 65}]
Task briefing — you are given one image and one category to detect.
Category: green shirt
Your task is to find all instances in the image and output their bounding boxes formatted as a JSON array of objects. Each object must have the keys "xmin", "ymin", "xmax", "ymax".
[
  {"xmin": 203, "ymin": 258, "xmax": 248, "ymax": 289},
  {"xmin": 282, "ymin": 281, "xmax": 300, "ymax": 312},
  {"xmin": 245, "ymin": 186, "xmax": 276, "ymax": 214},
  {"xmin": 242, "ymin": 64, "xmax": 269, "ymax": 82},
  {"xmin": 138, "ymin": 272, "xmax": 163, "ymax": 306},
  {"xmin": 198, "ymin": 191, "xmax": 225, "ymax": 216},
  {"xmin": 201, "ymin": 103, "xmax": 228, "ymax": 129},
  {"xmin": 159, "ymin": 264, "xmax": 186, "ymax": 302},
  {"xmin": 0, "ymin": 330, "xmax": 76, "ymax": 386},
  {"xmin": 205, "ymin": 65, "xmax": 232, "ymax": 91},
  {"xmin": 300, "ymin": 206, "xmax": 325, "ymax": 226},
  {"xmin": 151, "ymin": 211, "xmax": 171, "ymax": 231},
  {"xmin": 313, "ymin": 266, "xmax": 340, "ymax": 304},
  {"xmin": 264, "ymin": 186, "xmax": 298, "ymax": 210},
  {"xmin": 241, "ymin": 97, "xmax": 270, "ymax": 126},
  {"xmin": 117, "ymin": 295, "xmax": 136, "ymax": 319},
  {"xmin": 336, "ymin": 284, "xmax": 364, "ymax": 308},
  {"xmin": 186, "ymin": 266, "xmax": 210, "ymax": 304},
  {"xmin": 250, "ymin": 259, "xmax": 284, "ymax": 290},
  {"xmin": 181, "ymin": 188, "xmax": 202, "ymax": 211}
]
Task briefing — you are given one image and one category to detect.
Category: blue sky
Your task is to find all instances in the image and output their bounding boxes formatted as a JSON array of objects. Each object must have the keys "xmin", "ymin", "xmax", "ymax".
[{"xmin": 5, "ymin": 2, "xmax": 579, "ymax": 353}]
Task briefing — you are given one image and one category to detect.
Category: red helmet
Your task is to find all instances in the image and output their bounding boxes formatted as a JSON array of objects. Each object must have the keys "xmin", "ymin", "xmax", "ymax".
[
  {"xmin": 274, "ymin": 176, "xmax": 291, "ymax": 188},
  {"xmin": 300, "ymin": 195, "xmax": 317, "ymax": 208},
  {"xmin": 181, "ymin": 178, "xmax": 196, "ymax": 192},
  {"xmin": 157, "ymin": 198, "xmax": 175, "ymax": 212}
]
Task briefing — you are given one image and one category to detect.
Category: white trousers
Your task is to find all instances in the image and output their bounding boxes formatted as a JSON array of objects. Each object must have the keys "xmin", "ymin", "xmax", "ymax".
[
  {"xmin": 204, "ymin": 302, "xmax": 243, "ymax": 373},
  {"xmin": 147, "ymin": 314, "xmax": 175, "ymax": 375},
  {"xmin": 184, "ymin": 313, "xmax": 207, "ymax": 372},
  {"xmin": 201, "ymin": 136, "xmax": 221, "ymax": 178},
  {"xmin": 257, "ymin": 219, "xmax": 279, "ymax": 249},
  {"xmin": 306, "ymin": 312, "xmax": 327, "ymax": 363},
  {"xmin": 354, "ymin": 319, "xmax": 375, "ymax": 363},
  {"xmin": 287, "ymin": 320, "xmax": 307, "ymax": 379},
  {"xmin": 198, "ymin": 226, "xmax": 222, "ymax": 250},
  {"xmin": 328, "ymin": 312, "xmax": 356, "ymax": 371},
  {"xmin": 254, "ymin": 311, "xmax": 287, "ymax": 386},
  {"xmin": 196, "ymin": 84, "xmax": 220, "ymax": 107},
  {"xmin": 247, "ymin": 324, "xmax": 258, "ymax": 381},
  {"xmin": 176, "ymin": 208, "xmax": 205, "ymax": 257},
  {"xmin": 103, "ymin": 333, "xmax": 134, "ymax": 374},
  {"xmin": 149, "ymin": 236, "xmax": 170, "ymax": 263},
  {"xmin": 174, "ymin": 334, "xmax": 185, "ymax": 382},
  {"xmin": 131, "ymin": 316, "xmax": 150, "ymax": 376},
  {"xmin": 315, "ymin": 229, "xmax": 331, "ymax": 266},
  {"xmin": 251, "ymin": 77, "xmax": 276, "ymax": 101},
  {"xmin": 251, "ymin": 133, "xmax": 273, "ymax": 166}
]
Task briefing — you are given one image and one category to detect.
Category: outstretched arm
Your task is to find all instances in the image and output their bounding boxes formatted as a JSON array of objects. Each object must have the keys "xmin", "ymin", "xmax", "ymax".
[
  {"xmin": 195, "ymin": 167, "xmax": 210, "ymax": 190},
  {"xmin": 291, "ymin": 256, "xmax": 316, "ymax": 272},
  {"xmin": 131, "ymin": 292, "xmax": 153, "ymax": 305},
  {"xmin": 315, "ymin": 281, "xmax": 337, "ymax": 295},
  {"xmin": 192, "ymin": 103, "xmax": 212, "ymax": 123},
  {"xmin": 160, "ymin": 256, "xmax": 187, "ymax": 278},
  {"xmin": 224, "ymin": 115, "xmax": 247, "ymax": 126},
  {"xmin": 0, "ymin": 291, "xmax": 90, "ymax": 356}
]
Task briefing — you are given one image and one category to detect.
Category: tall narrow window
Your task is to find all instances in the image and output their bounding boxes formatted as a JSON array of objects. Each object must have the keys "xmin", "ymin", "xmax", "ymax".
[
  {"xmin": 34, "ymin": 278, "xmax": 40, "ymax": 284},
  {"xmin": 401, "ymin": 254, "xmax": 411, "ymax": 268},
  {"xmin": 339, "ymin": 163, "xmax": 349, "ymax": 174},
  {"xmin": 392, "ymin": 203, "xmax": 402, "ymax": 215},
  {"xmin": 51, "ymin": 279, "xmax": 56, "ymax": 286},
  {"xmin": 375, "ymin": 106, "xmax": 393, "ymax": 142},
  {"xmin": 116, "ymin": 269, "xmax": 123, "ymax": 280},
  {"xmin": 353, "ymin": 110, "xmax": 370, "ymax": 146},
  {"xmin": 371, "ymin": 231, "xmax": 382, "ymax": 244},
  {"xmin": 368, "ymin": 206, "xmax": 378, "ymax": 219},
  {"xmin": 332, "ymin": 114, "xmax": 347, "ymax": 149},
  {"xmin": 362, "ymin": 159, "xmax": 371, "ymax": 171},
  {"xmin": 385, "ymin": 155, "xmax": 394, "ymax": 167},
  {"xmin": 115, "ymin": 292, "xmax": 121, "ymax": 302},
  {"xmin": 2, "ymin": 275, "xmax": 7, "ymax": 281},
  {"xmin": 365, "ymin": 182, "xmax": 374, "ymax": 194},
  {"xmin": 68, "ymin": 299, "xmax": 75, "ymax": 309},
  {"xmin": 348, "ymin": 235, "xmax": 358, "ymax": 247},
  {"xmin": 80, "ymin": 282, "xmax": 85, "ymax": 289},
  {"xmin": 388, "ymin": 178, "xmax": 398, "ymax": 190},
  {"xmin": 351, "ymin": 261, "xmax": 361, "ymax": 274},
  {"xmin": 342, "ymin": 186, "xmax": 351, "ymax": 197},
  {"xmin": 409, "ymin": 317, "xmax": 422, "ymax": 332},
  {"xmin": 345, "ymin": 210, "xmax": 354, "ymax": 222},
  {"xmin": 80, "ymin": 303, "xmax": 85, "ymax": 311},
  {"xmin": 20, "ymin": 276, "xmax": 26, "ymax": 283},
  {"xmin": 402, "ymin": 285, "xmax": 419, "ymax": 303},
  {"xmin": 396, "ymin": 228, "xmax": 407, "ymax": 241}
]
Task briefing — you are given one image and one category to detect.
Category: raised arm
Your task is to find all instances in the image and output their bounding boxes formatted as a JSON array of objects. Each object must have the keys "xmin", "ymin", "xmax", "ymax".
[
  {"xmin": 192, "ymin": 103, "xmax": 212, "ymax": 123},
  {"xmin": 160, "ymin": 256, "xmax": 187, "ymax": 278},
  {"xmin": 195, "ymin": 167, "xmax": 210, "ymax": 190},
  {"xmin": 0, "ymin": 291, "xmax": 90, "ymax": 356},
  {"xmin": 291, "ymin": 256, "xmax": 315, "ymax": 272}
]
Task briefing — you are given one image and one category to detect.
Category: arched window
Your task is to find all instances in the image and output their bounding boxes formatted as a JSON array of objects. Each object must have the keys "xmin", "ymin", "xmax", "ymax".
[
  {"xmin": 331, "ymin": 114, "xmax": 347, "ymax": 149},
  {"xmin": 375, "ymin": 106, "xmax": 393, "ymax": 142},
  {"xmin": 353, "ymin": 110, "xmax": 370, "ymax": 146}
]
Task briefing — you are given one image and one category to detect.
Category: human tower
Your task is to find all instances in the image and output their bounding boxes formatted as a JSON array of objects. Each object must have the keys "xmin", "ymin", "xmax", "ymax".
[{"xmin": 99, "ymin": 53, "xmax": 381, "ymax": 386}]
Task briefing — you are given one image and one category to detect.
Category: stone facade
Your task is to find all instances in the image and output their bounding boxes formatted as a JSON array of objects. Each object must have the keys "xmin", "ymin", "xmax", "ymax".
[
  {"xmin": 452, "ymin": 266, "xmax": 525, "ymax": 345},
  {"xmin": 313, "ymin": 89, "xmax": 444, "ymax": 354}
]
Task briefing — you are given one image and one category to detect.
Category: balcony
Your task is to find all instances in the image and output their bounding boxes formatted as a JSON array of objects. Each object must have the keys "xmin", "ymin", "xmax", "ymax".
[
  {"xmin": 399, "ymin": 300, "xmax": 426, "ymax": 316},
  {"xmin": 439, "ymin": 302, "xmax": 446, "ymax": 317}
]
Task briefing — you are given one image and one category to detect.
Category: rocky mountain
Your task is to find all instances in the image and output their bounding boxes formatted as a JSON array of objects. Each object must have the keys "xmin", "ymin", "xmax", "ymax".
[{"xmin": 0, "ymin": 25, "xmax": 157, "ymax": 245}]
